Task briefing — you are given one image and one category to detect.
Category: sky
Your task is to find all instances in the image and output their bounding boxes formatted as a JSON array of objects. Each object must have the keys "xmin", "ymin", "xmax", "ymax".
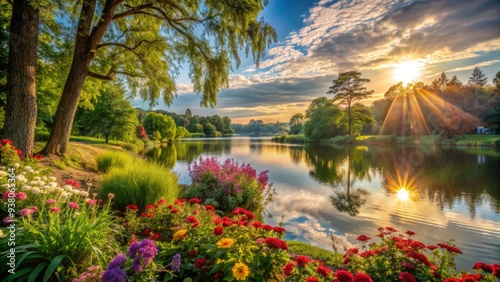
[{"xmin": 133, "ymin": 0, "xmax": 500, "ymax": 124}]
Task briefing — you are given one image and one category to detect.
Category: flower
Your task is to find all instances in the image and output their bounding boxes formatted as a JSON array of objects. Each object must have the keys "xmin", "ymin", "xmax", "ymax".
[
  {"xmin": 108, "ymin": 254, "xmax": 127, "ymax": 269},
  {"xmin": 101, "ymin": 267, "xmax": 126, "ymax": 282},
  {"xmin": 306, "ymin": 277, "xmax": 319, "ymax": 282},
  {"xmin": 353, "ymin": 273, "xmax": 373, "ymax": 282},
  {"xmin": 189, "ymin": 198, "xmax": 201, "ymax": 204},
  {"xmin": 3, "ymin": 217, "xmax": 14, "ymax": 224},
  {"xmin": 20, "ymin": 208, "xmax": 35, "ymax": 217},
  {"xmin": 356, "ymin": 234, "xmax": 371, "ymax": 242},
  {"xmin": 295, "ymin": 255, "xmax": 310, "ymax": 267},
  {"xmin": 316, "ymin": 265, "xmax": 332, "ymax": 277},
  {"xmin": 15, "ymin": 192, "xmax": 27, "ymax": 200},
  {"xmin": 473, "ymin": 262, "xmax": 493, "ymax": 273},
  {"xmin": 283, "ymin": 262, "xmax": 294, "ymax": 276},
  {"xmin": 399, "ymin": 272, "xmax": 416, "ymax": 282},
  {"xmin": 194, "ymin": 258, "xmax": 206, "ymax": 268},
  {"xmin": 172, "ymin": 229, "xmax": 187, "ymax": 242},
  {"xmin": 171, "ymin": 208, "xmax": 179, "ymax": 214},
  {"xmin": 127, "ymin": 204, "xmax": 138, "ymax": 210},
  {"xmin": 265, "ymin": 238, "xmax": 288, "ymax": 250},
  {"xmin": 68, "ymin": 202, "xmax": 80, "ymax": 209},
  {"xmin": 232, "ymin": 262, "xmax": 250, "ymax": 280},
  {"xmin": 205, "ymin": 205, "xmax": 215, "ymax": 212},
  {"xmin": 217, "ymin": 238, "xmax": 235, "ymax": 248},
  {"xmin": 335, "ymin": 270, "xmax": 354, "ymax": 282},
  {"xmin": 86, "ymin": 199, "xmax": 96, "ymax": 206},
  {"xmin": 50, "ymin": 207, "xmax": 62, "ymax": 213},
  {"xmin": 170, "ymin": 254, "xmax": 181, "ymax": 273},
  {"xmin": 108, "ymin": 193, "xmax": 115, "ymax": 199},
  {"xmin": 214, "ymin": 226, "xmax": 224, "ymax": 236},
  {"xmin": 405, "ymin": 230, "xmax": 417, "ymax": 236},
  {"xmin": 437, "ymin": 243, "xmax": 462, "ymax": 254},
  {"xmin": 46, "ymin": 199, "xmax": 57, "ymax": 205}
]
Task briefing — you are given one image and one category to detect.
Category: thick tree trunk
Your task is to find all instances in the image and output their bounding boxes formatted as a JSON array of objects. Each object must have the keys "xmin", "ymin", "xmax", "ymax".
[
  {"xmin": 40, "ymin": 0, "xmax": 117, "ymax": 155},
  {"xmin": 2, "ymin": 0, "xmax": 39, "ymax": 158}
]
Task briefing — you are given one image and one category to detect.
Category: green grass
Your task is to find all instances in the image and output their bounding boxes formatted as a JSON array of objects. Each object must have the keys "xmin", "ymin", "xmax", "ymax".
[
  {"xmin": 286, "ymin": 240, "xmax": 342, "ymax": 267},
  {"xmin": 96, "ymin": 151, "xmax": 135, "ymax": 173},
  {"xmin": 98, "ymin": 161, "xmax": 180, "ymax": 211}
]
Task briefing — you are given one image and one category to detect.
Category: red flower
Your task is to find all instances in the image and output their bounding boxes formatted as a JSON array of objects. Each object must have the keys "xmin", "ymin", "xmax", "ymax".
[
  {"xmin": 189, "ymin": 198, "xmax": 201, "ymax": 204},
  {"xmin": 273, "ymin": 226, "xmax": 286, "ymax": 234},
  {"xmin": 405, "ymin": 230, "xmax": 417, "ymax": 236},
  {"xmin": 171, "ymin": 208, "xmax": 179, "ymax": 214},
  {"xmin": 406, "ymin": 251, "xmax": 432, "ymax": 267},
  {"xmin": 151, "ymin": 233, "xmax": 162, "ymax": 241},
  {"xmin": 244, "ymin": 210, "xmax": 255, "ymax": 220},
  {"xmin": 265, "ymin": 238, "xmax": 288, "ymax": 250},
  {"xmin": 335, "ymin": 270, "xmax": 354, "ymax": 282},
  {"xmin": 1, "ymin": 139, "xmax": 13, "ymax": 145},
  {"xmin": 399, "ymin": 272, "xmax": 416, "ymax": 282},
  {"xmin": 262, "ymin": 224, "xmax": 274, "ymax": 231},
  {"xmin": 283, "ymin": 262, "xmax": 294, "ymax": 276},
  {"xmin": 189, "ymin": 250, "xmax": 196, "ymax": 258},
  {"xmin": 360, "ymin": 250, "xmax": 376, "ymax": 258},
  {"xmin": 156, "ymin": 198, "xmax": 166, "ymax": 205},
  {"xmin": 143, "ymin": 228, "xmax": 152, "ymax": 236},
  {"xmin": 356, "ymin": 235, "xmax": 371, "ymax": 242},
  {"xmin": 191, "ymin": 220, "xmax": 200, "ymax": 228},
  {"xmin": 409, "ymin": 240, "xmax": 426, "ymax": 250},
  {"xmin": 462, "ymin": 274, "xmax": 482, "ymax": 281},
  {"xmin": 49, "ymin": 207, "xmax": 61, "ymax": 213},
  {"xmin": 443, "ymin": 279, "xmax": 462, "ymax": 282},
  {"xmin": 316, "ymin": 265, "xmax": 331, "ymax": 277},
  {"xmin": 194, "ymin": 258, "xmax": 206, "ymax": 268},
  {"xmin": 427, "ymin": 245, "xmax": 438, "ymax": 250},
  {"xmin": 205, "ymin": 205, "xmax": 215, "ymax": 212},
  {"xmin": 186, "ymin": 216, "xmax": 197, "ymax": 223},
  {"xmin": 473, "ymin": 262, "xmax": 493, "ymax": 273},
  {"xmin": 16, "ymin": 150, "xmax": 22, "ymax": 156},
  {"xmin": 437, "ymin": 243, "xmax": 462, "ymax": 254},
  {"xmin": 214, "ymin": 226, "xmax": 224, "ymax": 236},
  {"xmin": 306, "ymin": 277, "xmax": 319, "ymax": 282},
  {"xmin": 386, "ymin": 227, "xmax": 398, "ymax": 232},
  {"xmin": 401, "ymin": 261, "xmax": 415, "ymax": 270},
  {"xmin": 353, "ymin": 273, "xmax": 373, "ymax": 282},
  {"xmin": 252, "ymin": 221, "xmax": 263, "ymax": 229},
  {"xmin": 295, "ymin": 255, "xmax": 310, "ymax": 267},
  {"xmin": 214, "ymin": 272, "xmax": 222, "ymax": 280},
  {"xmin": 141, "ymin": 213, "xmax": 153, "ymax": 218},
  {"xmin": 145, "ymin": 205, "xmax": 154, "ymax": 210}
]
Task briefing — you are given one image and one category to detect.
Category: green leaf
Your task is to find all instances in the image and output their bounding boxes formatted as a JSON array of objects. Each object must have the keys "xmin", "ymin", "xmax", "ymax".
[
  {"xmin": 28, "ymin": 262, "xmax": 48, "ymax": 282},
  {"xmin": 7, "ymin": 267, "xmax": 34, "ymax": 281},
  {"xmin": 42, "ymin": 255, "xmax": 67, "ymax": 282}
]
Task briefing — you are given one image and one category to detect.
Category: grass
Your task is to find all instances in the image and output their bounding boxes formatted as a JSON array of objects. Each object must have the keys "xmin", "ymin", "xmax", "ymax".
[
  {"xmin": 286, "ymin": 240, "xmax": 342, "ymax": 267},
  {"xmin": 98, "ymin": 161, "xmax": 180, "ymax": 211},
  {"xmin": 96, "ymin": 151, "xmax": 135, "ymax": 173}
]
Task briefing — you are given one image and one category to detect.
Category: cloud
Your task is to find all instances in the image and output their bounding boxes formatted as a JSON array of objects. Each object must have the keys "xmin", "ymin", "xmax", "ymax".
[{"xmin": 446, "ymin": 59, "xmax": 500, "ymax": 73}]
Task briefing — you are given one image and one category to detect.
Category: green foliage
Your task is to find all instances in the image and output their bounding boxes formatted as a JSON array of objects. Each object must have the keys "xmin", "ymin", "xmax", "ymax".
[
  {"xmin": 175, "ymin": 126, "xmax": 189, "ymax": 139},
  {"xmin": 77, "ymin": 84, "xmax": 138, "ymax": 143},
  {"xmin": 0, "ymin": 140, "xmax": 22, "ymax": 167},
  {"xmin": 286, "ymin": 241, "xmax": 342, "ymax": 266},
  {"xmin": 289, "ymin": 113, "xmax": 305, "ymax": 135},
  {"xmin": 142, "ymin": 113, "xmax": 177, "ymax": 142},
  {"xmin": 98, "ymin": 162, "xmax": 179, "ymax": 211},
  {"xmin": 272, "ymin": 134, "xmax": 306, "ymax": 144},
  {"xmin": 96, "ymin": 151, "xmax": 135, "ymax": 173},
  {"xmin": 304, "ymin": 97, "xmax": 346, "ymax": 141}
]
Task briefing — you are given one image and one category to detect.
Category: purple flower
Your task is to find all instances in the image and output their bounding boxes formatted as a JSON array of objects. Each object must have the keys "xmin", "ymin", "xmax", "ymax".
[
  {"xmin": 127, "ymin": 239, "xmax": 159, "ymax": 272},
  {"xmin": 107, "ymin": 254, "xmax": 127, "ymax": 269},
  {"xmin": 171, "ymin": 254, "xmax": 181, "ymax": 273},
  {"xmin": 131, "ymin": 258, "xmax": 143, "ymax": 272},
  {"xmin": 101, "ymin": 267, "xmax": 126, "ymax": 282}
]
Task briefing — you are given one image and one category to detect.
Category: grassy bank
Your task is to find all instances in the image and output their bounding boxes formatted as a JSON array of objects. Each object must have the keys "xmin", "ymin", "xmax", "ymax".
[{"xmin": 272, "ymin": 134, "xmax": 500, "ymax": 147}]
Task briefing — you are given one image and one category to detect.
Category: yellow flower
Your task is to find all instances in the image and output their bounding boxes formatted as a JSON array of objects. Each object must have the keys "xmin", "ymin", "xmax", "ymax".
[
  {"xmin": 172, "ymin": 229, "xmax": 187, "ymax": 242},
  {"xmin": 216, "ymin": 238, "xmax": 234, "ymax": 249},
  {"xmin": 232, "ymin": 262, "xmax": 250, "ymax": 280}
]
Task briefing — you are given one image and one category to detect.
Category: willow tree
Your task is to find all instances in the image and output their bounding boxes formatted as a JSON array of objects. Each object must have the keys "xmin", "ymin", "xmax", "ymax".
[
  {"xmin": 327, "ymin": 71, "xmax": 373, "ymax": 136},
  {"xmin": 41, "ymin": 0, "xmax": 277, "ymax": 155}
]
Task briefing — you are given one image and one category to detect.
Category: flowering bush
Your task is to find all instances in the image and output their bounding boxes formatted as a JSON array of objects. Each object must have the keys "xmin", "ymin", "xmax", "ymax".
[
  {"xmin": 0, "ymin": 139, "xmax": 22, "ymax": 166},
  {"xmin": 342, "ymin": 227, "xmax": 499, "ymax": 282},
  {"xmin": 183, "ymin": 157, "xmax": 275, "ymax": 216},
  {"xmin": 123, "ymin": 197, "xmax": 290, "ymax": 281}
]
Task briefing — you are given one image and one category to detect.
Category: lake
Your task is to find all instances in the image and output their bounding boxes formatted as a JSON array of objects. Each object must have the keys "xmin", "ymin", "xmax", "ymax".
[{"xmin": 145, "ymin": 136, "xmax": 500, "ymax": 271}]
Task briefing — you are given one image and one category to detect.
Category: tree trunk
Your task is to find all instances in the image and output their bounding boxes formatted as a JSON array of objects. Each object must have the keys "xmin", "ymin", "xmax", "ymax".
[
  {"xmin": 2, "ymin": 0, "xmax": 39, "ymax": 158},
  {"xmin": 40, "ymin": 0, "xmax": 117, "ymax": 156},
  {"xmin": 347, "ymin": 101, "xmax": 352, "ymax": 136},
  {"xmin": 105, "ymin": 134, "xmax": 109, "ymax": 143}
]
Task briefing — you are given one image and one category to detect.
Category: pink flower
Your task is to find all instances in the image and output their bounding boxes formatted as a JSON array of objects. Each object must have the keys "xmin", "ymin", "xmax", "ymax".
[
  {"xmin": 50, "ymin": 207, "xmax": 62, "ymax": 213},
  {"xmin": 46, "ymin": 199, "xmax": 57, "ymax": 205},
  {"xmin": 68, "ymin": 202, "xmax": 80, "ymax": 209},
  {"xmin": 86, "ymin": 199, "xmax": 96, "ymax": 206},
  {"xmin": 20, "ymin": 208, "xmax": 35, "ymax": 217},
  {"xmin": 3, "ymin": 217, "xmax": 14, "ymax": 224},
  {"xmin": 15, "ymin": 192, "xmax": 27, "ymax": 200}
]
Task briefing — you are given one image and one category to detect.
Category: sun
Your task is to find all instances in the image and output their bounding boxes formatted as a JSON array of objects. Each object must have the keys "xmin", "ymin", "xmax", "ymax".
[
  {"xmin": 394, "ymin": 61, "xmax": 422, "ymax": 85},
  {"xmin": 396, "ymin": 187, "xmax": 410, "ymax": 201}
]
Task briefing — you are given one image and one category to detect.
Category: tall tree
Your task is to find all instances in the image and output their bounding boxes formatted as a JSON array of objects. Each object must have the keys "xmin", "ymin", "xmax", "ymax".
[
  {"xmin": 493, "ymin": 71, "xmax": 500, "ymax": 90},
  {"xmin": 2, "ymin": 0, "xmax": 39, "ymax": 157},
  {"xmin": 468, "ymin": 67, "xmax": 488, "ymax": 87},
  {"xmin": 40, "ymin": 0, "xmax": 277, "ymax": 155},
  {"xmin": 447, "ymin": 75, "xmax": 463, "ymax": 88},
  {"xmin": 431, "ymin": 72, "xmax": 449, "ymax": 92},
  {"xmin": 289, "ymin": 113, "xmax": 305, "ymax": 134},
  {"xmin": 327, "ymin": 71, "xmax": 373, "ymax": 135}
]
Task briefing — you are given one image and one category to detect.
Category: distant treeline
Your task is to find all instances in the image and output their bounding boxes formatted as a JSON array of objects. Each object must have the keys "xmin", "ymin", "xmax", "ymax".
[{"xmin": 231, "ymin": 119, "xmax": 288, "ymax": 136}]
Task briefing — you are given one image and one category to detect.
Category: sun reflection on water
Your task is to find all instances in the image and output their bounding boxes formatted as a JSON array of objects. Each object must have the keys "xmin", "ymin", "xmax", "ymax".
[{"xmin": 396, "ymin": 187, "xmax": 410, "ymax": 201}]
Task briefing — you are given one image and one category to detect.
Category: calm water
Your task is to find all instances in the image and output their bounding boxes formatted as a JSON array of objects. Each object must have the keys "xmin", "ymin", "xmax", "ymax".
[{"xmin": 145, "ymin": 137, "xmax": 500, "ymax": 270}]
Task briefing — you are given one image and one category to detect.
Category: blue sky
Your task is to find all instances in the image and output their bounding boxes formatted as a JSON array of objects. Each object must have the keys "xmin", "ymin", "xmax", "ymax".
[{"xmin": 133, "ymin": 0, "xmax": 500, "ymax": 123}]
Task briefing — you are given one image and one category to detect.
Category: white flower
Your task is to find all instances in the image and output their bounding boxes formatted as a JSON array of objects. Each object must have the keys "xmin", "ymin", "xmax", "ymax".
[
  {"xmin": 21, "ymin": 186, "xmax": 31, "ymax": 191},
  {"xmin": 33, "ymin": 177, "xmax": 41, "ymax": 181},
  {"xmin": 1, "ymin": 184, "xmax": 8, "ymax": 188},
  {"xmin": 60, "ymin": 192, "xmax": 70, "ymax": 199},
  {"xmin": 55, "ymin": 187, "xmax": 64, "ymax": 193},
  {"xmin": 49, "ymin": 182, "xmax": 57, "ymax": 187},
  {"xmin": 41, "ymin": 185, "xmax": 50, "ymax": 190},
  {"xmin": 0, "ymin": 171, "xmax": 7, "ymax": 177},
  {"xmin": 49, "ymin": 176, "xmax": 56, "ymax": 182},
  {"xmin": 38, "ymin": 181, "xmax": 46, "ymax": 186},
  {"xmin": 31, "ymin": 187, "xmax": 41, "ymax": 195},
  {"xmin": 79, "ymin": 191, "xmax": 89, "ymax": 197},
  {"xmin": 41, "ymin": 176, "xmax": 47, "ymax": 181},
  {"xmin": 63, "ymin": 185, "xmax": 73, "ymax": 191},
  {"xmin": 13, "ymin": 163, "xmax": 20, "ymax": 169},
  {"xmin": 71, "ymin": 190, "xmax": 81, "ymax": 195},
  {"xmin": 34, "ymin": 170, "xmax": 39, "ymax": 174},
  {"xmin": 23, "ymin": 166, "xmax": 32, "ymax": 171}
]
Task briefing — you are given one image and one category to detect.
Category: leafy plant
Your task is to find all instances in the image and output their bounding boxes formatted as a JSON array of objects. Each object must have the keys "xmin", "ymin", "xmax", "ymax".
[
  {"xmin": 0, "ymin": 139, "xmax": 22, "ymax": 166},
  {"xmin": 98, "ymin": 162, "xmax": 179, "ymax": 211}
]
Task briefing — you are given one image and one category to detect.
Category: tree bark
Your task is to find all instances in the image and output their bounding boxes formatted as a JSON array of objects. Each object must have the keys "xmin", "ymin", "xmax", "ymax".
[
  {"xmin": 40, "ymin": 0, "xmax": 118, "ymax": 155},
  {"xmin": 2, "ymin": 0, "xmax": 39, "ymax": 158}
]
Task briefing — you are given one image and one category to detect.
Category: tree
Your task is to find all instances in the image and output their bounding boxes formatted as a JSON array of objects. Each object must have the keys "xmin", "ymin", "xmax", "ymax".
[
  {"xmin": 80, "ymin": 84, "xmax": 138, "ymax": 143},
  {"xmin": 175, "ymin": 126, "xmax": 189, "ymax": 139},
  {"xmin": 468, "ymin": 67, "xmax": 488, "ymax": 87},
  {"xmin": 2, "ymin": 0, "xmax": 39, "ymax": 157},
  {"xmin": 185, "ymin": 108, "xmax": 192, "ymax": 118},
  {"xmin": 136, "ymin": 125, "xmax": 147, "ymax": 139},
  {"xmin": 142, "ymin": 112, "xmax": 176, "ymax": 142},
  {"xmin": 431, "ymin": 72, "xmax": 449, "ymax": 92},
  {"xmin": 0, "ymin": 2, "xmax": 9, "ymax": 127},
  {"xmin": 40, "ymin": 0, "xmax": 277, "ymax": 155},
  {"xmin": 289, "ymin": 113, "xmax": 305, "ymax": 134},
  {"xmin": 203, "ymin": 122, "xmax": 218, "ymax": 137},
  {"xmin": 304, "ymin": 97, "xmax": 346, "ymax": 140},
  {"xmin": 350, "ymin": 103, "xmax": 374, "ymax": 135},
  {"xmin": 493, "ymin": 71, "xmax": 500, "ymax": 90},
  {"xmin": 327, "ymin": 71, "xmax": 373, "ymax": 135},
  {"xmin": 447, "ymin": 75, "xmax": 463, "ymax": 89}
]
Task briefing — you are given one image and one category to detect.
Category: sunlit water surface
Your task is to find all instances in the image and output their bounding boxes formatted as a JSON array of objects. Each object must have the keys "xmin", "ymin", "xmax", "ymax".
[{"xmin": 146, "ymin": 137, "xmax": 500, "ymax": 271}]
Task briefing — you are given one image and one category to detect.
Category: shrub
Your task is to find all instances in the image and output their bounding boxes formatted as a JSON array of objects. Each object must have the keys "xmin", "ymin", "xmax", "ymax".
[
  {"xmin": 0, "ymin": 139, "xmax": 22, "ymax": 166},
  {"xmin": 98, "ymin": 162, "xmax": 179, "ymax": 211},
  {"xmin": 96, "ymin": 151, "xmax": 135, "ymax": 173},
  {"xmin": 182, "ymin": 156, "xmax": 275, "ymax": 216},
  {"xmin": 286, "ymin": 241, "xmax": 342, "ymax": 266}
]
